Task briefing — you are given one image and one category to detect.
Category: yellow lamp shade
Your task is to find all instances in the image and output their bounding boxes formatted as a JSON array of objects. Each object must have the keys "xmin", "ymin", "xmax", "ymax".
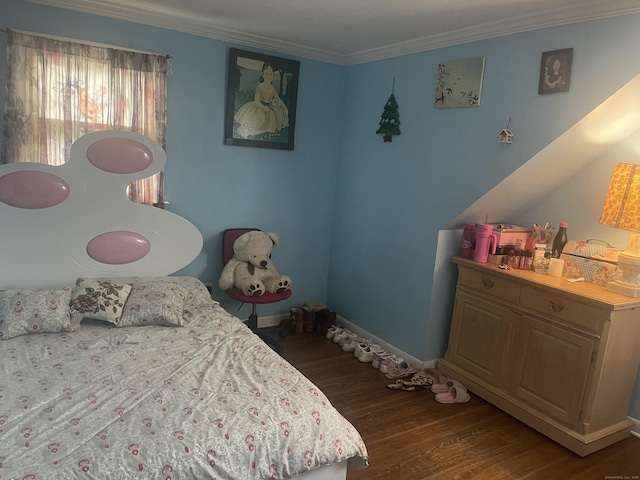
[{"xmin": 599, "ymin": 163, "xmax": 640, "ymax": 233}]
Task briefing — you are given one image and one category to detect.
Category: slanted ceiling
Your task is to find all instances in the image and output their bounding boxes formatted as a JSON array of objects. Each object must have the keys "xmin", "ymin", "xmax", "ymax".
[{"xmin": 446, "ymin": 73, "xmax": 640, "ymax": 229}]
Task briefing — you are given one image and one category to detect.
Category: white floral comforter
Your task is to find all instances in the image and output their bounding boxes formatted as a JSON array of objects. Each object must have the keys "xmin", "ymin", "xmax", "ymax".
[{"xmin": 0, "ymin": 303, "xmax": 368, "ymax": 479}]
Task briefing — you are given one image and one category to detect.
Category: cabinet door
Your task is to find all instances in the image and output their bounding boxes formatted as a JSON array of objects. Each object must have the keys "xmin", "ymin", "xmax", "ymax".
[
  {"xmin": 510, "ymin": 315, "xmax": 595, "ymax": 426},
  {"xmin": 445, "ymin": 290, "xmax": 514, "ymax": 386}
]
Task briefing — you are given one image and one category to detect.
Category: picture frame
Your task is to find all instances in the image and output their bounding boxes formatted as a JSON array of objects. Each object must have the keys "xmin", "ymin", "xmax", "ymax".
[
  {"xmin": 538, "ymin": 48, "xmax": 573, "ymax": 94},
  {"xmin": 434, "ymin": 56, "xmax": 485, "ymax": 109},
  {"xmin": 225, "ymin": 48, "xmax": 300, "ymax": 150}
]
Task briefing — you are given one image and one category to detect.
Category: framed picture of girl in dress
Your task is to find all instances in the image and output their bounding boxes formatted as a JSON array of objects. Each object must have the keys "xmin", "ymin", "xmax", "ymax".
[
  {"xmin": 538, "ymin": 48, "xmax": 573, "ymax": 94},
  {"xmin": 225, "ymin": 48, "xmax": 300, "ymax": 150}
]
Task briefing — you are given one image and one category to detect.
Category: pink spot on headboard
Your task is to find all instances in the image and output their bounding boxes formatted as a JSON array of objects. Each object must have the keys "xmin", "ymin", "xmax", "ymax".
[
  {"xmin": 86, "ymin": 231, "xmax": 151, "ymax": 265},
  {"xmin": 0, "ymin": 171, "xmax": 70, "ymax": 209},
  {"xmin": 86, "ymin": 138, "xmax": 153, "ymax": 174}
]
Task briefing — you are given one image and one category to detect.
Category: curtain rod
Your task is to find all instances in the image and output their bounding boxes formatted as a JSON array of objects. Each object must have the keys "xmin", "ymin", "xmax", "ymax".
[{"xmin": 0, "ymin": 28, "xmax": 172, "ymax": 59}]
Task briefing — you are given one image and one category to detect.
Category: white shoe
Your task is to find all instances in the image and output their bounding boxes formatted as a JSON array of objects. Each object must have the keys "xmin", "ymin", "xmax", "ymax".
[
  {"xmin": 355, "ymin": 342, "xmax": 383, "ymax": 363},
  {"xmin": 325, "ymin": 325, "xmax": 341, "ymax": 340},
  {"xmin": 341, "ymin": 337, "xmax": 359, "ymax": 352},
  {"xmin": 372, "ymin": 350, "xmax": 390, "ymax": 369},
  {"xmin": 332, "ymin": 328, "xmax": 351, "ymax": 344},
  {"xmin": 384, "ymin": 361, "xmax": 419, "ymax": 379},
  {"xmin": 379, "ymin": 355, "xmax": 402, "ymax": 374}
]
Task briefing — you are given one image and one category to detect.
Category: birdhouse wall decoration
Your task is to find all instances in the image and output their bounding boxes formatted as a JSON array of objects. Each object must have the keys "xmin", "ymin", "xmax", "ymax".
[
  {"xmin": 376, "ymin": 81, "xmax": 401, "ymax": 142},
  {"xmin": 498, "ymin": 116, "xmax": 514, "ymax": 144}
]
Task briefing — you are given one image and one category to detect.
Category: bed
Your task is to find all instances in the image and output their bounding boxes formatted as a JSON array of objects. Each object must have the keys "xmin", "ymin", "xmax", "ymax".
[{"xmin": 0, "ymin": 131, "xmax": 368, "ymax": 479}]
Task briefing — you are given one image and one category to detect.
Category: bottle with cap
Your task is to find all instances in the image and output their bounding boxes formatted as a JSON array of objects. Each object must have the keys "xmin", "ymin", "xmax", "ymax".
[{"xmin": 551, "ymin": 222, "xmax": 568, "ymax": 259}]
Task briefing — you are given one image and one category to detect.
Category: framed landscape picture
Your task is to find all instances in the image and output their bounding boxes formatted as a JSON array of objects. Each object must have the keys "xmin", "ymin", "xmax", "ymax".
[
  {"xmin": 538, "ymin": 48, "xmax": 573, "ymax": 94},
  {"xmin": 225, "ymin": 48, "xmax": 300, "ymax": 150}
]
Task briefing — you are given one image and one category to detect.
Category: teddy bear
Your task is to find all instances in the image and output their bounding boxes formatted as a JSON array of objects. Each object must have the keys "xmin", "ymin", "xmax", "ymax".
[{"xmin": 218, "ymin": 230, "xmax": 292, "ymax": 297}]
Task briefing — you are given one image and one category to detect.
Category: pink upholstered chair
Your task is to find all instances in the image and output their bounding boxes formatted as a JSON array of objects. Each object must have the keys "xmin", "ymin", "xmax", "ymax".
[{"xmin": 222, "ymin": 228, "xmax": 292, "ymax": 353}]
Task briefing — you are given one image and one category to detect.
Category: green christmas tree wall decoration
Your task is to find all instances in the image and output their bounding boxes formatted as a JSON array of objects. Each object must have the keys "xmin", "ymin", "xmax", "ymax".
[{"xmin": 376, "ymin": 82, "xmax": 401, "ymax": 142}]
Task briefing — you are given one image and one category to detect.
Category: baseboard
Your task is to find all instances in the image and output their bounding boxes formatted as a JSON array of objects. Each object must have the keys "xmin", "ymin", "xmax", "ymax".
[
  {"xmin": 336, "ymin": 315, "xmax": 436, "ymax": 370},
  {"xmin": 259, "ymin": 314, "xmax": 288, "ymax": 329},
  {"xmin": 630, "ymin": 416, "xmax": 640, "ymax": 438},
  {"xmin": 260, "ymin": 314, "xmax": 437, "ymax": 369}
]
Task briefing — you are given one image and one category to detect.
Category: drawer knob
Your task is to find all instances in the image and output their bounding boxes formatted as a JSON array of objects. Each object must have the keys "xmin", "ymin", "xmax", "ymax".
[
  {"xmin": 482, "ymin": 278, "xmax": 494, "ymax": 289},
  {"xmin": 549, "ymin": 300, "xmax": 565, "ymax": 313}
]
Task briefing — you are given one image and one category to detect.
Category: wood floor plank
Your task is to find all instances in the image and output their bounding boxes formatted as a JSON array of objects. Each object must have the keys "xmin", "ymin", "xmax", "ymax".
[{"xmin": 280, "ymin": 331, "xmax": 640, "ymax": 480}]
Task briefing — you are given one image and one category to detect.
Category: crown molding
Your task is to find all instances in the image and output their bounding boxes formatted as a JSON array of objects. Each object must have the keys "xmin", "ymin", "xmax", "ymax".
[
  {"xmin": 346, "ymin": 2, "xmax": 640, "ymax": 65},
  {"xmin": 22, "ymin": 0, "xmax": 640, "ymax": 66},
  {"xmin": 22, "ymin": 0, "xmax": 346, "ymax": 64}
]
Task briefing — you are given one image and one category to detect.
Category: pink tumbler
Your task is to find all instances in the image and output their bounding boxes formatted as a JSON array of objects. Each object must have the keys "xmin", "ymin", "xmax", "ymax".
[
  {"xmin": 459, "ymin": 223, "xmax": 476, "ymax": 259},
  {"xmin": 473, "ymin": 223, "xmax": 497, "ymax": 263}
]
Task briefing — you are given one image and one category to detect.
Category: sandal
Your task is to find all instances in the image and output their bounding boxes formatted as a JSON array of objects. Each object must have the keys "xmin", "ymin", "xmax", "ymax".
[
  {"xmin": 435, "ymin": 385, "xmax": 471, "ymax": 404},
  {"xmin": 431, "ymin": 379, "xmax": 466, "ymax": 394},
  {"xmin": 402, "ymin": 373, "xmax": 433, "ymax": 388},
  {"xmin": 387, "ymin": 380, "xmax": 416, "ymax": 391},
  {"xmin": 413, "ymin": 367, "xmax": 448, "ymax": 383}
]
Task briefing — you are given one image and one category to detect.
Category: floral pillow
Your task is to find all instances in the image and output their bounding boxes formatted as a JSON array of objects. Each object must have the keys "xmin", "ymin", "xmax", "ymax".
[
  {"xmin": 119, "ymin": 279, "xmax": 190, "ymax": 327},
  {"xmin": 170, "ymin": 276, "xmax": 216, "ymax": 311},
  {"xmin": 91, "ymin": 276, "xmax": 215, "ymax": 311},
  {"xmin": 0, "ymin": 287, "xmax": 73, "ymax": 340},
  {"xmin": 70, "ymin": 278, "xmax": 132, "ymax": 325}
]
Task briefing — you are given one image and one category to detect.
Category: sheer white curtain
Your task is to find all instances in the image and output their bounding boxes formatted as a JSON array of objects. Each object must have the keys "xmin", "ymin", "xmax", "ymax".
[{"xmin": 1, "ymin": 30, "xmax": 169, "ymax": 206}]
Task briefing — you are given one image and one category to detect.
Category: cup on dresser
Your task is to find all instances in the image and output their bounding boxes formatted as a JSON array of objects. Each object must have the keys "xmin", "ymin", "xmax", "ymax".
[
  {"xmin": 547, "ymin": 258, "xmax": 564, "ymax": 278},
  {"xmin": 473, "ymin": 223, "xmax": 497, "ymax": 263}
]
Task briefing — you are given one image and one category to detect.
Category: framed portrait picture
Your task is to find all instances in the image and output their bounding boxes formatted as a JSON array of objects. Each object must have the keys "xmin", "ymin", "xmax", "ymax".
[
  {"xmin": 538, "ymin": 48, "xmax": 573, "ymax": 94},
  {"xmin": 225, "ymin": 48, "xmax": 300, "ymax": 150},
  {"xmin": 434, "ymin": 56, "xmax": 485, "ymax": 108}
]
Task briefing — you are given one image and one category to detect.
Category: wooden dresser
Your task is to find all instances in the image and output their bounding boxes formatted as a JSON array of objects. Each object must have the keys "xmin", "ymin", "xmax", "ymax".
[{"xmin": 438, "ymin": 257, "xmax": 640, "ymax": 456}]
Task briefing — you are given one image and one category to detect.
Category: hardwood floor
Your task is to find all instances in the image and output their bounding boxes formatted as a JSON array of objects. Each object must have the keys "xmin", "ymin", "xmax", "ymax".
[{"xmin": 279, "ymin": 332, "xmax": 640, "ymax": 480}]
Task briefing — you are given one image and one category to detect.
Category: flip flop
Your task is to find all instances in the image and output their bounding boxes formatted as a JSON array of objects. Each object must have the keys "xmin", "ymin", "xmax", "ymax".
[
  {"xmin": 387, "ymin": 380, "xmax": 416, "ymax": 391},
  {"xmin": 435, "ymin": 385, "xmax": 471, "ymax": 404},
  {"xmin": 413, "ymin": 367, "xmax": 448, "ymax": 384},
  {"xmin": 402, "ymin": 374, "xmax": 433, "ymax": 388},
  {"xmin": 431, "ymin": 379, "xmax": 466, "ymax": 394}
]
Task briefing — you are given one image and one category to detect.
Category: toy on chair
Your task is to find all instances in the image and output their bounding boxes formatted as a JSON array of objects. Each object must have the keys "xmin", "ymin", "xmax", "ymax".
[{"xmin": 219, "ymin": 229, "xmax": 292, "ymax": 353}]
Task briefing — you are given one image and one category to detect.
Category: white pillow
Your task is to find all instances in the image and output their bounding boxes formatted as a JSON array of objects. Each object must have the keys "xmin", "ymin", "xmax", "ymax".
[
  {"xmin": 70, "ymin": 278, "xmax": 132, "ymax": 325},
  {"xmin": 0, "ymin": 287, "xmax": 73, "ymax": 340}
]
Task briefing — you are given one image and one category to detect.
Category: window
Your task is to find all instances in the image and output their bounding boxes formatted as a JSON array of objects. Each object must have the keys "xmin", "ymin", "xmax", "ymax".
[{"xmin": 1, "ymin": 30, "xmax": 169, "ymax": 206}]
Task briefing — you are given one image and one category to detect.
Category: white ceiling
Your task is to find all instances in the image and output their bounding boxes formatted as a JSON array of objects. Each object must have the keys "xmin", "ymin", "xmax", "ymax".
[{"xmin": 25, "ymin": 0, "xmax": 640, "ymax": 65}]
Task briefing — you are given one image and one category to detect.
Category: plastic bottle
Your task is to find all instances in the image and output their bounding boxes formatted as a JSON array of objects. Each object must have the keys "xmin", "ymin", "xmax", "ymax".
[
  {"xmin": 514, "ymin": 239, "xmax": 524, "ymax": 269},
  {"xmin": 551, "ymin": 222, "xmax": 568, "ymax": 259},
  {"xmin": 524, "ymin": 250, "xmax": 534, "ymax": 270}
]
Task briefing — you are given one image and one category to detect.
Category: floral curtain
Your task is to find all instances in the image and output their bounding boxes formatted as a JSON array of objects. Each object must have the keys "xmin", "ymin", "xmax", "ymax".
[{"xmin": 1, "ymin": 30, "xmax": 169, "ymax": 206}]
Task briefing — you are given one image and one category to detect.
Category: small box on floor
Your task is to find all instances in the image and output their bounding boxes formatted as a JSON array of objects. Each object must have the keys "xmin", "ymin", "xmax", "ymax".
[{"xmin": 302, "ymin": 302, "xmax": 326, "ymax": 333}]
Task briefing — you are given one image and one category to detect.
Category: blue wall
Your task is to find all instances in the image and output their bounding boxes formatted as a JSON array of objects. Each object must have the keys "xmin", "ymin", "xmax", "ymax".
[
  {"xmin": 328, "ymin": 16, "xmax": 640, "ymax": 360},
  {"xmin": 1, "ymin": 0, "xmax": 346, "ymax": 317},
  {"xmin": 2, "ymin": 0, "xmax": 640, "ymax": 418},
  {"xmin": 323, "ymin": 15, "xmax": 640, "ymax": 420}
]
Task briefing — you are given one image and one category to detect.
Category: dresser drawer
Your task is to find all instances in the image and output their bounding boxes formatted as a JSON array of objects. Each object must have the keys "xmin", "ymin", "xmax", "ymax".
[
  {"xmin": 458, "ymin": 266, "xmax": 520, "ymax": 304},
  {"xmin": 519, "ymin": 285, "xmax": 604, "ymax": 333}
]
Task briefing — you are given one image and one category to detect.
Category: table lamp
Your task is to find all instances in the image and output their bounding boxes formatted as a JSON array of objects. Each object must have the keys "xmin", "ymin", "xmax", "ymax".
[{"xmin": 599, "ymin": 163, "xmax": 640, "ymax": 297}]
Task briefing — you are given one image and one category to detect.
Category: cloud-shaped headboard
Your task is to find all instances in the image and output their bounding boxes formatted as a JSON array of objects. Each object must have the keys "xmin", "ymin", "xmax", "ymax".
[{"xmin": 0, "ymin": 130, "xmax": 203, "ymax": 288}]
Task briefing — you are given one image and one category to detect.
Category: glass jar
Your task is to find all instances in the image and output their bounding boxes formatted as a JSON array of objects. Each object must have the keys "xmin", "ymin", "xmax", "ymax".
[{"xmin": 533, "ymin": 244, "xmax": 549, "ymax": 274}]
